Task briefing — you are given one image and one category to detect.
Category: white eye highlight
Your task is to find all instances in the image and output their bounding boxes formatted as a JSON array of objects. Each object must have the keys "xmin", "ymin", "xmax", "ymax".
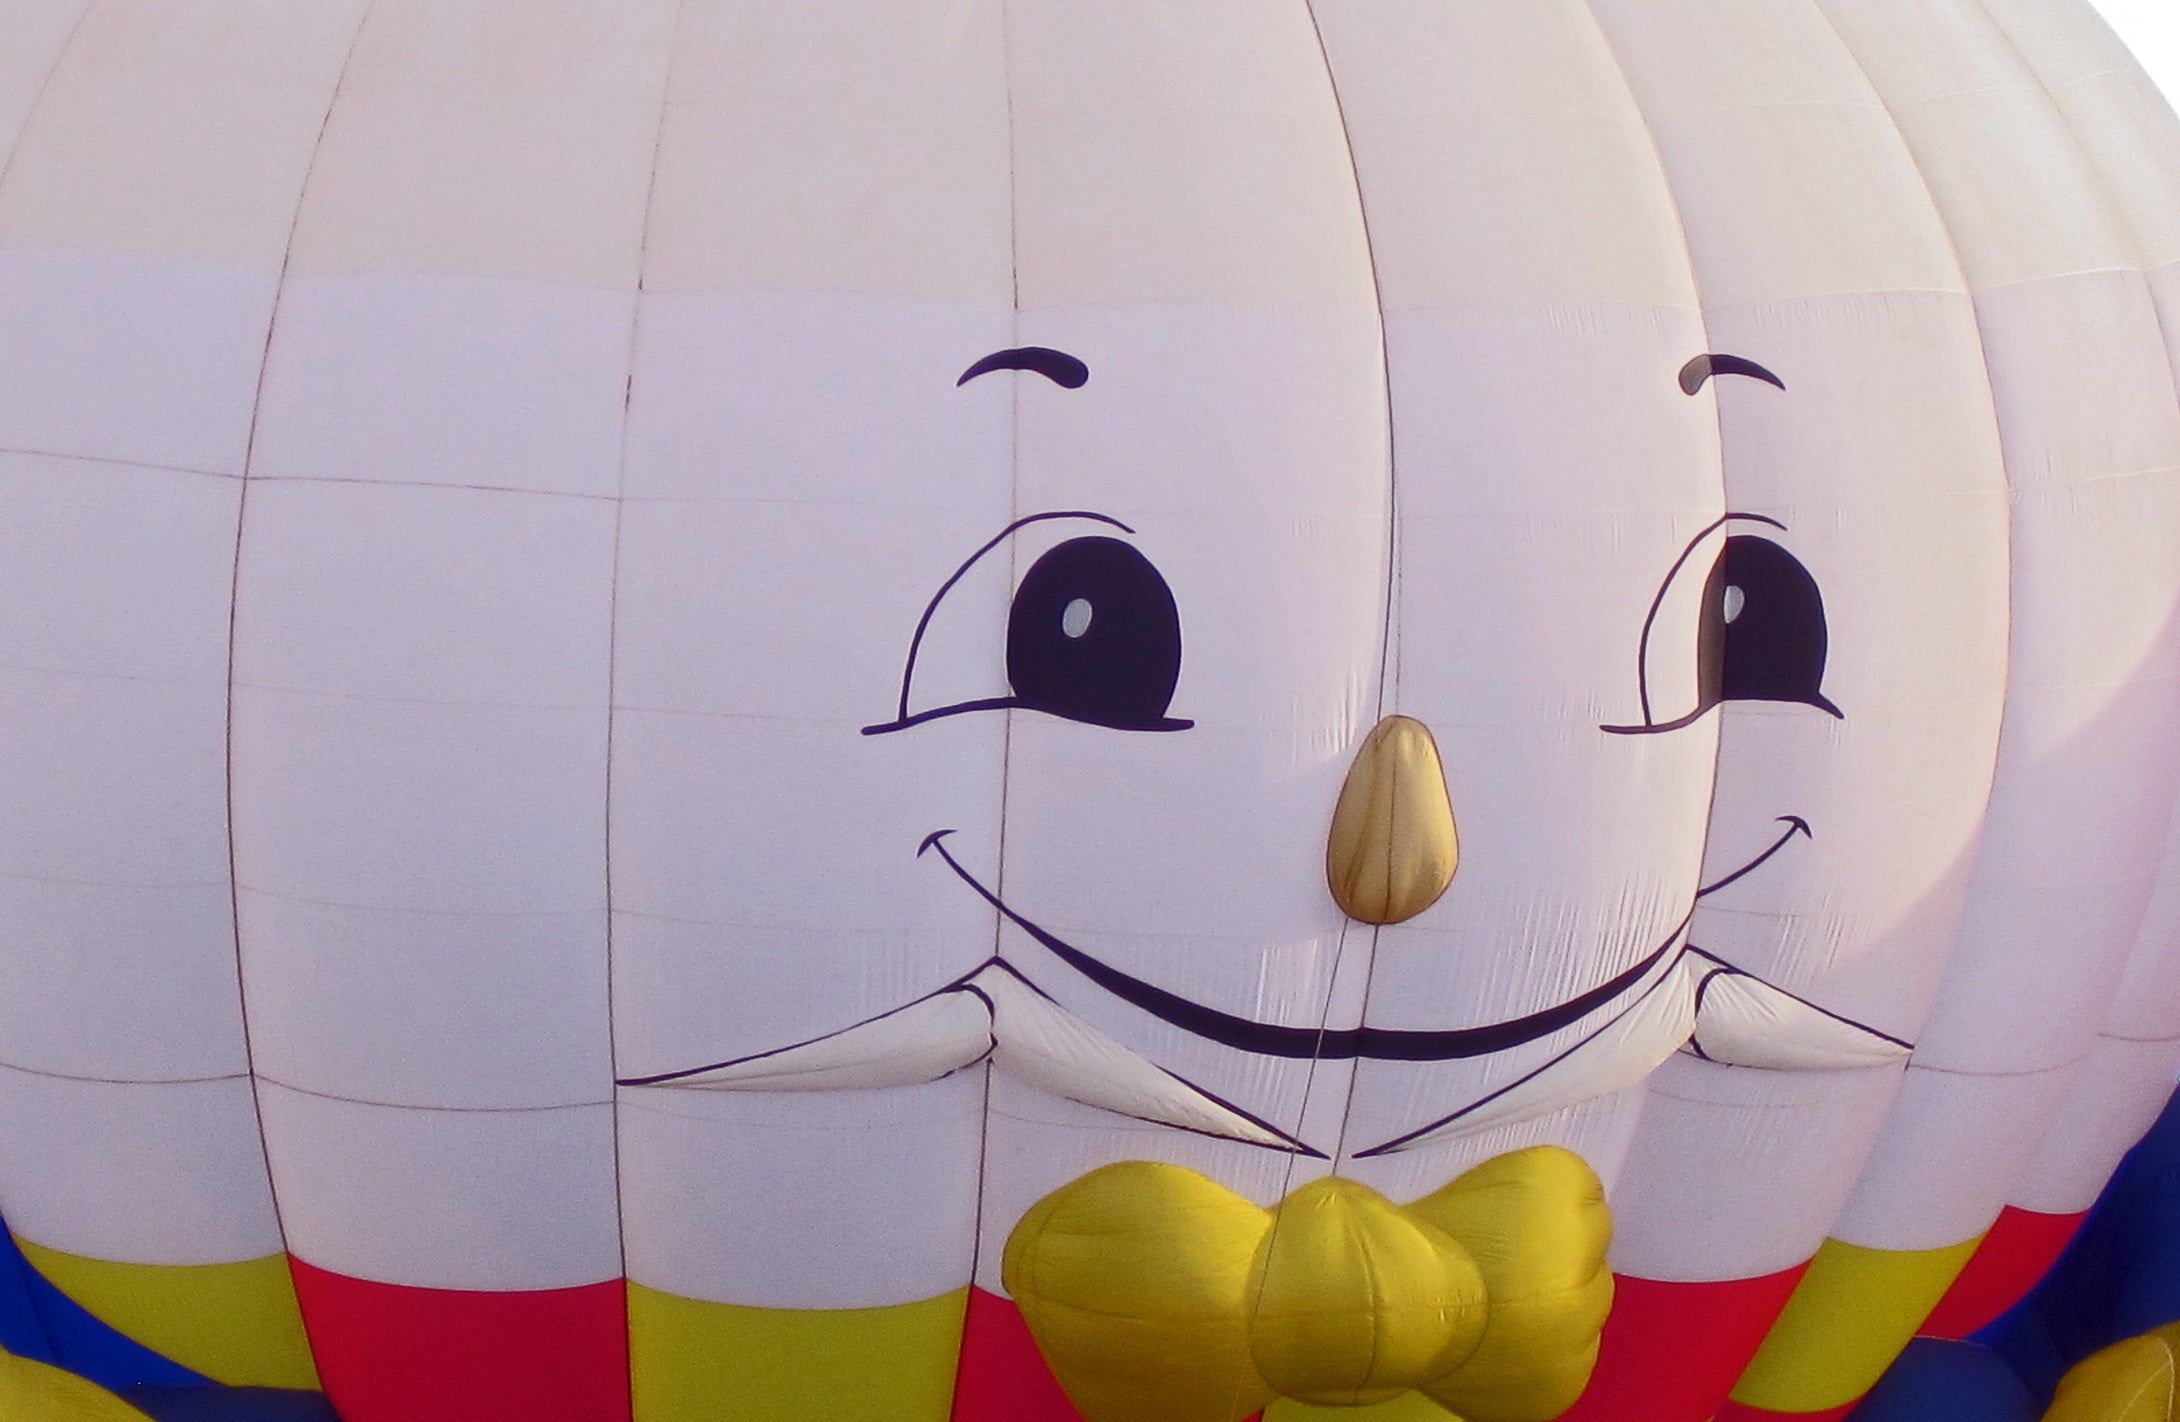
[
  {"xmin": 1061, "ymin": 598, "xmax": 1094, "ymax": 639},
  {"xmin": 1723, "ymin": 585, "xmax": 1746, "ymax": 625}
]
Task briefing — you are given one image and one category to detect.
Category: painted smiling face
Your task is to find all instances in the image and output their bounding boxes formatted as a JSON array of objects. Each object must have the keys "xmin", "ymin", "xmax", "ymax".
[
  {"xmin": 614, "ymin": 8, "xmax": 2029, "ymax": 1421},
  {"xmin": 618, "ymin": 315, "xmax": 1940, "ymax": 1419},
  {"xmin": 646, "ymin": 348, "xmax": 1900, "ymax": 1138}
]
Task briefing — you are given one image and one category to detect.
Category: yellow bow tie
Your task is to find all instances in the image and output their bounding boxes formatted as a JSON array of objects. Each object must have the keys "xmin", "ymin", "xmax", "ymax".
[{"xmin": 1003, "ymin": 1146, "xmax": 1613, "ymax": 1422}]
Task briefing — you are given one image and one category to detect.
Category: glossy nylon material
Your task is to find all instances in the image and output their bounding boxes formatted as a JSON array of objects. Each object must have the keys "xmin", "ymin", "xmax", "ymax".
[
  {"xmin": 1001, "ymin": 1148, "xmax": 1608, "ymax": 1422},
  {"xmin": 0, "ymin": 1349, "xmax": 151, "ymax": 1422},
  {"xmin": 2038, "ymin": 1329, "xmax": 2180, "ymax": 1422},
  {"xmin": 1324, "ymin": 715, "xmax": 1458, "ymax": 927},
  {"xmin": 1705, "ymin": 0, "xmax": 2180, "ymax": 1406},
  {"xmin": 10, "ymin": 1245, "xmax": 314, "ymax": 1391},
  {"xmin": 1978, "ymin": 0, "xmax": 2180, "ymax": 1269},
  {"xmin": 0, "ymin": 2, "xmax": 2173, "ymax": 1421}
]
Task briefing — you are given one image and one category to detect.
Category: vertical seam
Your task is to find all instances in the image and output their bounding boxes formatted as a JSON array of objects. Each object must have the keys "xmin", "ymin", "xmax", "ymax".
[
  {"xmin": 961, "ymin": 0, "xmax": 1018, "ymax": 1337},
  {"xmin": 1293, "ymin": 0, "xmax": 1391, "ymax": 1176},
  {"xmin": 1797, "ymin": 3, "xmax": 2020, "ymax": 1002},
  {"xmin": 225, "ymin": 0, "xmax": 376, "ymax": 1300},
  {"xmin": 1960, "ymin": 0, "xmax": 2180, "ymax": 1179},
  {"xmin": 604, "ymin": 0, "xmax": 690, "ymax": 1386},
  {"xmin": 1790, "ymin": 0, "xmax": 2013, "ymax": 1043},
  {"xmin": 1971, "ymin": 0, "xmax": 2180, "ymax": 369},
  {"xmin": 1577, "ymin": 0, "xmax": 1744, "ymax": 1050},
  {"xmin": 1962, "ymin": 0, "xmax": 2180, "ymax": 649},
  {"xmin": 1979, "ymin": 0, "xmax": 2180, "ymax": 1077},
  {"xmin": 0, "ymin": 0, "xmax": 95, "ymax": 199},
  {"xmin": 1239, "ymin": 10, "xmax": 1392, "ymax": 1418}
]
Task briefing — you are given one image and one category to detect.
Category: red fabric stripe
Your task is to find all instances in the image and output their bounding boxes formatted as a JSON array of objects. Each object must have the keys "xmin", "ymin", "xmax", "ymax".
[
  {"xmin": 1919, "ymin": 1206, "xmax": 2086, "ymax": 1340},
  {"xmin": 1713, "ymin": 1400, "xmax": 1856, "ymax": 1422},
  {"xmin": 288, "ymin": 1260, "xmax": 630, "ymax": 1422},
  {"xmin": 949, "ymin": 1287, "xmax": 1082, "ymax": 1422},
  {"xmin": 1556, "ymin": 1267, "xmax": 1808, "ymax": 1422}
]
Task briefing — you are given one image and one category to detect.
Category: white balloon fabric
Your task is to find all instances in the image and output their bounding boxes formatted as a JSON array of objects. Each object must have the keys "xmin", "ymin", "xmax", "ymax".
[{"xmin": 0, "ymin": 3, "xmax": 2176, "ymax": 1422}]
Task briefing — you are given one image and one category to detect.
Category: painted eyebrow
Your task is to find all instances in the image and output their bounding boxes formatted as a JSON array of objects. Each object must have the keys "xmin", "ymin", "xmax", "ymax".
[
  {"xmin": 1679, "ymin": 353, "xmax": 1786, "ymax": 395},
  {"xmin": 957, "ymin": 346, "xmax": 1090, "ymax": 389}
]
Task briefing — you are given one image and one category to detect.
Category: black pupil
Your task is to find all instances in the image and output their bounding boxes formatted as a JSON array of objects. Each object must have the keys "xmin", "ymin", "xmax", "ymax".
[
  {"xmin": 1006, "ymin": 537, "xmax": 1182, "ymax": 729},
  {"xmin": 1697, "ymin": 535, "xmax": 1833, "ymax": 713}
]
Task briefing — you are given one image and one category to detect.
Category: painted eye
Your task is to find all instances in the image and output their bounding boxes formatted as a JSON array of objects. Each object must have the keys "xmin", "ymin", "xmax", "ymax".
[
  {"xmin": 863, "ymin": 512, "xmax": 1194, "ymax": 736},
  {"xmin": 1007, "ymin": 537, "xmax": 1187, "ymax": 730},
  {"xmin": 1700, "ymin": 536, "xmax": 1841, "ymax": 717},
  {"xmin": 1605, "ymin": 520, "xmax": 1841, "ymax": 735}
]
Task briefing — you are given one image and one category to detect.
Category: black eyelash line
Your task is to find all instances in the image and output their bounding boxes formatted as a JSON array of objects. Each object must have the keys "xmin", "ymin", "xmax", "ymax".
[
  {"xmin": 1606, "ymin": 511, "xmax": 1787, "ymax": 734},
  {"xmin": 864, "ymin": 510, "xmax": 1135, "ymax": 736}
]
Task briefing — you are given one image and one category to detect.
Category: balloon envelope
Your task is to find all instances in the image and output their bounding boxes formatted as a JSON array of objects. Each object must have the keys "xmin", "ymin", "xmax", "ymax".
[{"xmin": 0, "ymin": 2, "xmax": 2177, "ymax": 1421}]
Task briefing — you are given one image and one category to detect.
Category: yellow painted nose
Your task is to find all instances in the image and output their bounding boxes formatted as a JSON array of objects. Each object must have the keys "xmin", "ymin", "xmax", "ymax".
[{"xmin": 1326, "ymin": 714, "xmax": 1458, "ymax": 925}]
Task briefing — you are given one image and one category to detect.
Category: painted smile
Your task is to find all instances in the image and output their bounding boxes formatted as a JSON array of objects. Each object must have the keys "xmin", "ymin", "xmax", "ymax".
[
  {"xmin": 914, "ymin": 819, "xmax": 1809, "ymax": 1063},
  {"xmin": 621, "ymin": 814, "xmax": 1907, "ymax": 1156}
]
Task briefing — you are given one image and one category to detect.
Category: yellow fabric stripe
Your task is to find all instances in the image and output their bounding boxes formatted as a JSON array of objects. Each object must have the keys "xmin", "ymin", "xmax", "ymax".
[
  {"xmin": 0, "ymin": 1345, "xmax": 153, "ymax": 1421},
  {"xmin": 627, "ymin": 1284, "xmax": 966, "ymax": 1422},
  {"xmin": 1729, "ymin": 1235, "xmax": 1984, "ymax": 1414},
  {"xmin": 14, "ymin": 1239, "xmax": 318, "ymax": 1390}
]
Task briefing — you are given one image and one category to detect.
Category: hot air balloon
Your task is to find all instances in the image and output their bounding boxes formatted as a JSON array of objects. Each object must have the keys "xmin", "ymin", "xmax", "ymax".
[{"xmin": 1, "ymin": 1, "xmax": 2178, "ymax": 1421}]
